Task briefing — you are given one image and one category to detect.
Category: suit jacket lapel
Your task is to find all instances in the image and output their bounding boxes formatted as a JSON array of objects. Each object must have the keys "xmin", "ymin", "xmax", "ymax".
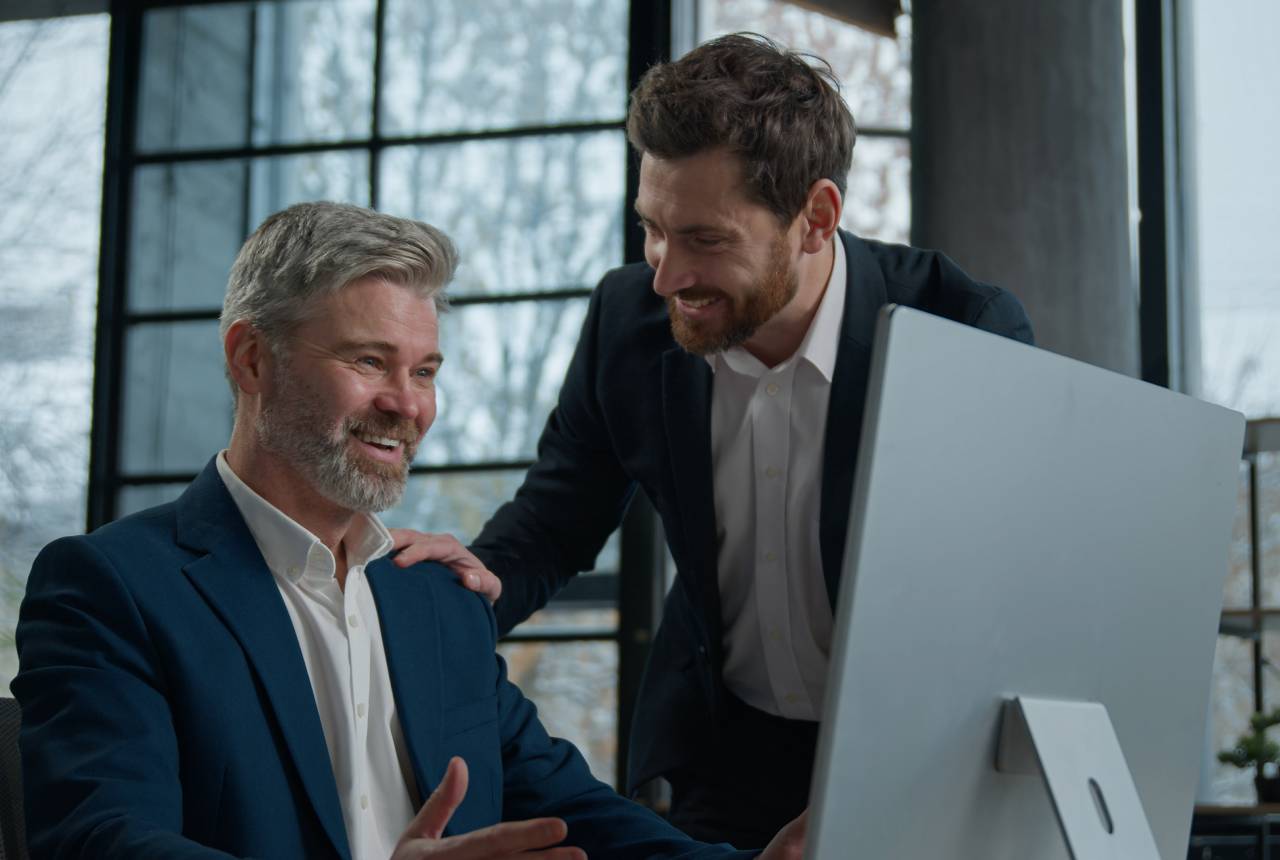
[
  {"xmin": 366, "ymin": 559, "xmax": 441, "ymax": 810},
  {"xmin": 819, "ymin": 232, "xmax": 888, "ymax": 608},
  {"xmin": 661, "ymin": 348, "xmax": 723, "ymax": 637},
  {"xmin": 176, "ymin": 461, "xmax": 352, "ymax": 860}
]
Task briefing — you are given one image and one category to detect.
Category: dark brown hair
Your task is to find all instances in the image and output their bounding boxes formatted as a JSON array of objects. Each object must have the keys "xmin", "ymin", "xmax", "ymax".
[{"xmin": 626, "ymin": 32, "xmax": 856, "ymax": 223}]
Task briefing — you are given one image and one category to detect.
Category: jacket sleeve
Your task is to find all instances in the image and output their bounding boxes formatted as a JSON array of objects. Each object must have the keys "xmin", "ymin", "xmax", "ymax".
[
  {"xmin": 477, "ymin": 602, "xmax": 755, "ymax": 859},
  {"xmin": 472, "ymin": 278, "xmax": 638, "ymax": 636},
  {"xmin": 971, "ymin": 286, "xmax": 1036, "ymax": 346},
  {"xmin": 13, "ymin": 537, "xmax": 242, "ymax": 860}
]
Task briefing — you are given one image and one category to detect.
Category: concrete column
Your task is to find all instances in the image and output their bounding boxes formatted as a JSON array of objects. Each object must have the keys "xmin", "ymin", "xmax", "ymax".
[{"xmin": 911, "ymin": 0, "xmax": 1138, "ymax": 375}]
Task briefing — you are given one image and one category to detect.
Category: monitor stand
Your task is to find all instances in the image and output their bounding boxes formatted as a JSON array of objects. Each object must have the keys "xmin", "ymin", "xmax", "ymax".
[{"xmin": 996, "ymin": 697, "xmax": 1162, "ymax": 860}]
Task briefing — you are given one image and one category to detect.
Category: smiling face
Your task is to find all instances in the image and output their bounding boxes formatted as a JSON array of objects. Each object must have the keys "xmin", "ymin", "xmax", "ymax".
[
  {"xmin": 254, "ymin": 276, "xmax": 442, "ymax": 513},
  {"xmin": 636, "ymin": 148, "xmax": 801, "ymax": 356}
]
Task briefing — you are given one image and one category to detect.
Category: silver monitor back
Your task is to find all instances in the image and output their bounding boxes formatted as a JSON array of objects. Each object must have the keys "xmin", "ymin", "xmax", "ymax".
[{"xmin": 807, "ymin": 306, "xmax": 1244, "ymax": 859}]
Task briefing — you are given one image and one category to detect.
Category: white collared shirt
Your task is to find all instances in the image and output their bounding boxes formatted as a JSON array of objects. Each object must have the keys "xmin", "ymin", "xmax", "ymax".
[
  {"xmin": 709, "ymin": 238, "xmax": 847, "ymax": 722},
  {"xmin": 216, "ymin": 453, "xmax": 417, "ymax": 860}
]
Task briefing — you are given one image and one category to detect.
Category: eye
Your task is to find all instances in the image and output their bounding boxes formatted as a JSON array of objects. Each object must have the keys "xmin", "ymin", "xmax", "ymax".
[
  {"xmin": 356, "ymin": 356, "xmax": 384, "ymax": 371},
  {"xmin": 690, "ymin": 234, "xmax": 723, "ymax": 249},
  {"xmin": 414, "ymin": 365, "xmax": 438, "ymax": 382}
]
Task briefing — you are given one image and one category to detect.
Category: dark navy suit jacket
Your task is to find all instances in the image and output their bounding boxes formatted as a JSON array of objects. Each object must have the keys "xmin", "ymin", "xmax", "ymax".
[
  {"xmin": 13, "ymin": 460, "xmax": 750, "ymax": 859},
  {"xmin": 472, "ymin": 230, "xmax": 1036, "ymax": 792}
]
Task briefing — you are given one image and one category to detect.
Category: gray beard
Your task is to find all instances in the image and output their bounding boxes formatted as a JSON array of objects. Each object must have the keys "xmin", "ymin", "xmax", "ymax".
[{"xmin": 255, "ymin": 368, "xmax": 410, "ymax": 514}]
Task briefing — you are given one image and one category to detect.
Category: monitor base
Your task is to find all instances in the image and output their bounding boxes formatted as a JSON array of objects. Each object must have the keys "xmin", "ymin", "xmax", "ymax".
[{"xmin": 997, "ymin": 696, "xmax": 1161, "ymax": 859}]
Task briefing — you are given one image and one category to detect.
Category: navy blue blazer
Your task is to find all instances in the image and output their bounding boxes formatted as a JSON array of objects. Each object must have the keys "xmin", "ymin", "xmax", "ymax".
[
  {"xmin": 13, "ymin": 460, "xmax": 750, "ymax": 859},
  {"xmin": 473, "ymin": 230, "xmax": 1036, "ymax": 792}
]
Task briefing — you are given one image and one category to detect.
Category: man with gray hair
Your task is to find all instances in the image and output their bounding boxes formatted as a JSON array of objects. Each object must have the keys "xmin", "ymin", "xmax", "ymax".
[{"xmin": 13, "ymin": 202, "xmax": 804, "ymax": 860}]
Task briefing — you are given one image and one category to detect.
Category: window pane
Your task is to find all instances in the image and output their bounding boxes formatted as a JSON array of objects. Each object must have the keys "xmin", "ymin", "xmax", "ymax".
[
  {"xmin": 384, "ymin": 471, "xmax": 526, "ymax": 543},
  {"xmin": 379, "ymin": 132, "xmax": 625, "ymax": 296},
  {"xmin": 250, "ymin": 0, "xmax": 375, "ymax": 146},
  {"xmin": 1208, "ymin": 634, "xmax": 1257, "ymax": 804},
  {"xmin": 137, "ymin": 0, "xmax": 374, "ymax": 153},
  {"xmin": 129, "ymin": 152, "xmax": 370, "ymax": 312},
  {"xmin": 384, "ymin": 473, "xmax": 620, "ymax": 575},
  {"xmin": 696, "ymin": 0, "xmax": 912, "ymax": 130},
  {"xmin": 498, "ymin": 633, "xmax": 618, "ymax": 787},
  {"xmin": 1257, "ymin": 453, "xmax": 1280, "ymax": 608},
  {"xmin": 380, "ymin": 0, "xmax": 627, "ymax": 136},
  {"xmin": 121, "ymin": 321, "xmax": 231, "ymax": 475},
  {"xmin": 117, "ymin": 483, "xmax": 190, "ymax": 518},
  {"xmin": 518, "ymin": 606, "xmax": 619, "ymax": 633},
  {"xmin": 842, "ymin": 135, "xmax": 910, "ymax": 244},
  {"xmin": 423, "ymin": 299, "xmax": 588, "ymax": 466},
  {"xmin": 0, "ymin": 14, "xmax": 108, "ymax": 686},
  {"xmin": 1225, "ymin": 461, "xmax": 1253, "ymax": 610},
  {"xmin": 137, "ymin": 4, "xmax": 252, "ymax": 152},
  {"xmin": 1191, "ymin": 0, "xmax": 1280, "ymax": 417}
]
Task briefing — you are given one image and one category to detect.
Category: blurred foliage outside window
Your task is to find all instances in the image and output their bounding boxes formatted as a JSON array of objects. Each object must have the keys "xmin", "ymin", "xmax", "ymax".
[{"xmin": 0, "ymin": 14, "xmax": 109, "ymax": 688}]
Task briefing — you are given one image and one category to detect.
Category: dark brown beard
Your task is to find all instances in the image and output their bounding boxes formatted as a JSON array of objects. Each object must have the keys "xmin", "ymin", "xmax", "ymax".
[{"xmin": 667, "ymin": 232, "xmax": 798, "ymax": 355}]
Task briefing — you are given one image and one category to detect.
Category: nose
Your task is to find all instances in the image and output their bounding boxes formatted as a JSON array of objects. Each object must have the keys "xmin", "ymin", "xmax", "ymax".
[
  {"xmin": 373, "ymin": 373, "xmax": 424, "ymax": 422},
  {"xmin": 648, "ymin": 238, "xmax": 697, "ymax": 298}
]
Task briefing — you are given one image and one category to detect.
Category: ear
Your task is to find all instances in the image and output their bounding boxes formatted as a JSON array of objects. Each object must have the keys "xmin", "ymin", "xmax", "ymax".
[
  {"xmin": 224, "ymin": 319, "xmax": 272, "ymax": 397},
  {"xmin": 797, "ymin": 179, "xmax": 843, "ymax": 255}
]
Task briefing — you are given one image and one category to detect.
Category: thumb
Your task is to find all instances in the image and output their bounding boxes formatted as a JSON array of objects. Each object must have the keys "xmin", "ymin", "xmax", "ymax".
[{"xmin": 407, "ymin": 756, "xmax": 468, "ymax": 840}]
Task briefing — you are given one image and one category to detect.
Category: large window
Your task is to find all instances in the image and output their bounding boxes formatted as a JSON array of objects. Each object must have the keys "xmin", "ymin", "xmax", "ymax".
[
  {"xmin": 1178, "ymin": 0, "xmax": 1280, "ymax": 806},
  {"xmin": 94, "ymin": 0, "xmax": 631, "ymax": 785},
  {"xmin": 695, "ymin": 0, "xmax": 911, "ymax": 243},
  {"xmin": 0, "ymin": 13, "xmax": 109, "ymax": 687}
]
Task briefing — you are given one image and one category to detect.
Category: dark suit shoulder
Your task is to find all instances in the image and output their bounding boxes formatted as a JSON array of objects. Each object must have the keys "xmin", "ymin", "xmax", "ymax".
[
  {"xmin": 858, "ymin": 236, "xmax": 1034, "ymax": 344},
  {"xmin": 409, "ymin": 560, "xmax": 499, "ymax": 643},
  {"xmin": 591, "ymin": 262, "xmax": 669, "ymax": 338},
  {"xmin": 31, "ymin": 504, "xmax": 183, "ymax": 586}
]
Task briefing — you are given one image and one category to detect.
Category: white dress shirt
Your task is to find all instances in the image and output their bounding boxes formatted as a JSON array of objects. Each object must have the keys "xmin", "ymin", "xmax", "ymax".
[
  {"xmin": 216, "ymin": 453, "xmax": 417, "ymax": 860},
  {"xmin": 709, "ymin": 238, "xmax": 847, "ymax": 721}
]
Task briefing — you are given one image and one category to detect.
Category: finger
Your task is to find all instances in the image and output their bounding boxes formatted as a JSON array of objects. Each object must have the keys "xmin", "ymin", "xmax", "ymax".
[
  {"xmin": 389, "ymin": 528, "xmax": 435, "ymax": 550},
  {"xmin": 388, "ymin": 532, "xmax": 470, "ymax": 567},
  {"xmin": 446, "ymin": 817, "xmax": 568, "ymax": 859},
  {"xmin": 408, "ymin": 756, "xmax": 469, "ymax": 840}
]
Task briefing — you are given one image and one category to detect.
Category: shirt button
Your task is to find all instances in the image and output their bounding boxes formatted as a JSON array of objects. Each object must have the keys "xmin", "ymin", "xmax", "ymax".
[
  {"xmin": 784, "ymin": 693, "xmax": 802, "ymax": 704},
  {"xmin": 769, "ymin": 628, "xmax": 782, "ymax": 642},
  {"xmin": 764, "ymin": 465, "xmax": 779, "ymax": 478},
  {"xmin": 360, "ymin": 794, "xmax": 369, "ymax": 810},
  {"xmin": 357, "ymin": 702, "xmax": 367, "ymax": 718},
  {"xmin": 766, "ymin": 383, "xmax": 780, "ymax": 396},
  {"xmin": 764, "ymin": 551, "xmax": 777, "ymax": 563},
  {"xmin": 287, "ymin": 565, "xmax": 300, "ymax": 577},
  {"xmin": 348, "ymin": 614, "xmax": 359, "ymax": 628}
]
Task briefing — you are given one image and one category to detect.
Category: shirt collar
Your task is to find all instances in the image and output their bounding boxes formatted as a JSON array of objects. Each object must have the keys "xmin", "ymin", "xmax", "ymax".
[
  {"xmin": 706, "ymin": 235, "xmax": 847, "ymax": 383},
  {"xmin": 215, "ymin": 451, "xmax": 393, "ymax": 585}
]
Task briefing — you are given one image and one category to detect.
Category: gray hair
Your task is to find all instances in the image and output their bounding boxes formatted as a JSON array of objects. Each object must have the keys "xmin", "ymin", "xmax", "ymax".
[{"xmin": 221, "ymin": 201, "xmax": 456, "ymax": 354}]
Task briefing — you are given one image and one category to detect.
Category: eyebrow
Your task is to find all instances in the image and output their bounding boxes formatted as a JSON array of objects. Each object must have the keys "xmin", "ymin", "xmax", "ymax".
[
  {"xmin": 633, "ymin": 204, "xmax": 732, "ymax": 237},
  {"xmin": 335, "ymin": 340, "xmax": 444, "ymax": 366}
]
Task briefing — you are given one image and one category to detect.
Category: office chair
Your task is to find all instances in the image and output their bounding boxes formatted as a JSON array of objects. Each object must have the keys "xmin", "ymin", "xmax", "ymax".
[{"xmin": 0, "ymin": 698, "xmax": 26, "ymax": 860}]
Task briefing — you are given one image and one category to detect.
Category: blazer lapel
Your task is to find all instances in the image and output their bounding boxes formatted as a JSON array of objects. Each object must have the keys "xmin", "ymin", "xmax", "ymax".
[
  {"xmin": 661, "ymin": 348, "xmax": 723, "ymax": 631},
  {"xmin": 365, "ymin": 559, "xmax": 441, "ymax": 809},
  {"xmin": 176, "ymin": 461, "xmax": 352, "ymax": 860},
  {"xmin": 819, "ymin": 232, "xmax": 888, "ymax": 608}
]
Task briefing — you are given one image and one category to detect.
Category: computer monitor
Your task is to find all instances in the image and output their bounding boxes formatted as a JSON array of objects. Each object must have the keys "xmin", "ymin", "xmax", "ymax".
[{"xmin": 806, "ymin": 306, "xmax": 1244, "ymax": 859}]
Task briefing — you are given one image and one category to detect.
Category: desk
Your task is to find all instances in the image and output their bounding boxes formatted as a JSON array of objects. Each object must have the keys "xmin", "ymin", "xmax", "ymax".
[{"xmin": 1190, "ymin": 806, "xmax": 1280, "ymax": 859}]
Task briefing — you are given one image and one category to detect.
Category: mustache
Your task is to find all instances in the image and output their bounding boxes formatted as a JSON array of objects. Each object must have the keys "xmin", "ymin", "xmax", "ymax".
[{"xmin": 345, "ymin": 416, "xmax": 419, "ymax": 446}]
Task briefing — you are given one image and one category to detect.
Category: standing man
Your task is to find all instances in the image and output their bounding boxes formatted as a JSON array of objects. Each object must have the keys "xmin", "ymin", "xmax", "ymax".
[
  {"xmin": 396, "ymin": 33, "xmax": 1034, "ymax": 848},
  {"xmin": 13, "ymin": 203, "xmax": 804, "ymax": 860}
]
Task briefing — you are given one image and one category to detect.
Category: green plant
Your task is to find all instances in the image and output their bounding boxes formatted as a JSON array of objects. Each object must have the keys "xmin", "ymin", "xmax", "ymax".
[{"xmin": 1218, "ymin": 709, "xmax": 1280, "ymax": 771}]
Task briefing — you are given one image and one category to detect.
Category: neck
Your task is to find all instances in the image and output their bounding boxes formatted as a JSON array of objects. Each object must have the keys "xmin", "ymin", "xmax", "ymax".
[
  {"xmin": 744, "ymin": 236, "xmax": 836, "ymax": 368},
  {"xmin": 226, "ymin": 425, "xmax": 357, "ymax": 564}
]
